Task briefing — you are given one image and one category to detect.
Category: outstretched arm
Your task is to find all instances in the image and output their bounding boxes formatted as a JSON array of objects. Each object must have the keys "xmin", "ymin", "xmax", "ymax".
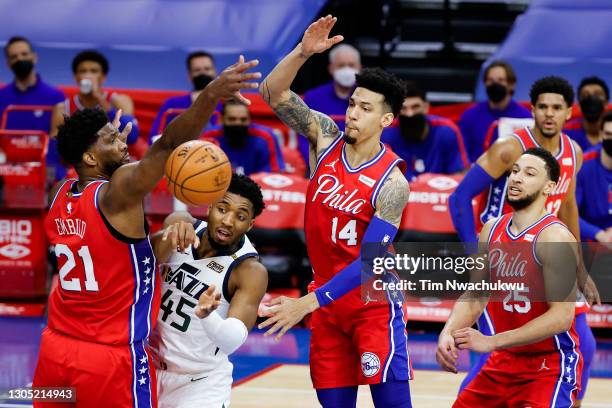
[
  {"xmin": 103, "ymin": 56, "xmax": 261, "ymax": 212},
  {"xmin": 259, "ymin": 15, "xmax": 343, "ymax": 155},
  {"xmin": 258, "ymin": 167, "xmax": 410, "ymax": 339}
]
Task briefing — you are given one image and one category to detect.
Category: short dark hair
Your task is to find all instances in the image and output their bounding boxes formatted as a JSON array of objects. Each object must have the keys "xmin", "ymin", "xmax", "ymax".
[
  {"xmin": 227, "ymin": 174, "xmax": 265, "ymax": 217},
  {"xmin": 578, "ymin": 76, "xmax": 610, "ymax": 101},
  {"xmin": 404, "ymin": 81, "xmax": 426, "ymax": 101},
  {"xmin": 57, "ymin": 108, "xmax": 108, "ymax": 167},
  {"xmin": 220, "ymin": 99, "xmax": 249, "ymax": 117},
  {"xmin": 72, "ymin": 50, "xmax": 109, "ymax": 75},
  {"xmin": 186, "ymin": 51, "xmax": 215, "ymax": 71},
  {"xmin": 529, "ymin": 76, "xmax": 574, "ymax": 107},
  {"xmin": 600, "ymin": 110, "xmax": 612, "ymax": 130},
  {"xmin": 483, "ymin": 60, "xmax": 517, "ymax": 85},
  {"xmin": 4, "ymin": 36, "xmax": 33, "ymax": 57},
  {"xmin": 523, "ymin": 147, "xmax": 560, "ymax": 183},
  {"xmin": 355, "ymin": 67, "xmax": 406, "ymax": 116}
]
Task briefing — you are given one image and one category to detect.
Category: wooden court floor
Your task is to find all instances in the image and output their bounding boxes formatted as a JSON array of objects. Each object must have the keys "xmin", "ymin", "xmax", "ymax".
[{"xmin": 232, "ymin": 365, "xmax": 612, "ymax": 408}]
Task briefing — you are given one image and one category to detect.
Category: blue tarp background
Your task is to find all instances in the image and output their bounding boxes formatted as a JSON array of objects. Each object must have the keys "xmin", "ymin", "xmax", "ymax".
[
  {"xmin": 475, "ymin": 0, "xmax": 612, "ymax": 101},
  {"xmin": 0, "ymin": 0, "xmax": 326, "ymax": 90}
]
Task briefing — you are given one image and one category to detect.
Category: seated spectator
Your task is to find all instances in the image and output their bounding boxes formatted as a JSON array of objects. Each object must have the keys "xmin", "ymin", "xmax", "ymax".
[
  {"xmin": 203, "ymin": 100, "xmax": 284, "ymax": 175},
  {"xmin": 0, "ymin": 36, "xmax": 65, "ymax": 181},
  {"xmin": 303, "ymin": 43, "xmax": 361, "ymax": 118},
  {"xmin": 565, "ymin": 76, "xmax": 610, "ymax": 152},
  {"xmin": 381, "ymin": 83, "xmax": 469, "ymax": 180},
  {"xmin": 149, "ymin": 51, "xmax": 217, "ymax": 140},
  {"xmin": 459, "ymin": 60, "xmax": 531, "ymax": 161},
  {"xmin": 576, "ymin": 110, "xmax": 612, "ymax": 242},
  {"xmin": 51, "ymin": 50, "xmax": 138, "ymax": 143}
]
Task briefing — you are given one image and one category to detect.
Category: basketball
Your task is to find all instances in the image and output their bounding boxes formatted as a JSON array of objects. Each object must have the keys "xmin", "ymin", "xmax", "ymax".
[{"xmin": 164, "ymin": 140, "xmax": 232, "ymax": 206}]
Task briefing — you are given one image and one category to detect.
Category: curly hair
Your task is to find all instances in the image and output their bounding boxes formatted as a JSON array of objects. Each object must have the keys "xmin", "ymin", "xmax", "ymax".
[
  {"xmin": 72, "ymin": 49, "xmax": 109, "ymax": 74},
  {"xmin": 227, "ymin": 173, "xmax": 265, "ymax": 217},
  {"xmin": 529, "ymin": 76, "xmax": 574, "ymax": 107},
  {"xmin": 355, "ymin": 67, "xmax": 406, "ymax": 116},
  {"xmin": 523, "ymin": 147, "xmax": 560, "ymax": 183},
  {"xmin": 56, "ymin": 108, "xmax": 108, "ymax": 167}
]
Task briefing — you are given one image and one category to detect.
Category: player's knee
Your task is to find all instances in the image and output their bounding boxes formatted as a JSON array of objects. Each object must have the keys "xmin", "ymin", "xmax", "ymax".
[
  {"xmin": 316, "ymin": 386, "xmax": 358, "ymax": 408},
  {"xmin": 370, "ymin": 381, "xmax": 412, "ymax": 408}
]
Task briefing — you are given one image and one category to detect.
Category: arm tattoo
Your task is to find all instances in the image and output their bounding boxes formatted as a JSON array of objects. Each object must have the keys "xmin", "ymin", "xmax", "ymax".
[
  {"xmin": 376, "ymin": 172, "xmax": 410, "ymax": 225},
  {"xmin": 271, "ymin": 90, "xmax": 339, "ymax": 144}
]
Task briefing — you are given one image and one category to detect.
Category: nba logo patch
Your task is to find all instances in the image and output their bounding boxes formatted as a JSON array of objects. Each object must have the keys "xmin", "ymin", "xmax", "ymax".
[
  {"xmin": 361, "ymin": 352, "xmax": 380, "ymax": 377},
  {"xmin": 562, "ymin": 157, "xmax": 573, "ymax": 166}
]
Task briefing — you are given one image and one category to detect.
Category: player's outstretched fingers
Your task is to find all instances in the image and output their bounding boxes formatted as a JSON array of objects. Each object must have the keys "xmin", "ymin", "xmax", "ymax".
[
  {"xmin": 112, "ymin": 109, "xmax": 122, "ymax": 128},
  {"xmin": 258, "ymin": 313, "xmax": 280, "ymax": 331},
  {"xmin": 119, "ymin": 121, "xmax": 132, "ymax": 143},
  {"xmin": 196, "ymin": 285, "xmax": 221, "ymax": 318},
  {"xmin": 162, "ymin": 224, "xmax": 179, "ymax": 250}
]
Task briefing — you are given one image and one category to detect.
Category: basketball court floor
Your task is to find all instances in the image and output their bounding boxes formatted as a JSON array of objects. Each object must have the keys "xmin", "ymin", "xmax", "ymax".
[{"xmin": 1, "ymin": 317, "xmax": 611, "ymax": 407}]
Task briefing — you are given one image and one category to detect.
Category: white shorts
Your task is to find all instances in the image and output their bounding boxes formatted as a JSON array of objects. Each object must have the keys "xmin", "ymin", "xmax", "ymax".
[{"xmin": 156, "ymin": 361, "xmax": 233, "ymax": 408}]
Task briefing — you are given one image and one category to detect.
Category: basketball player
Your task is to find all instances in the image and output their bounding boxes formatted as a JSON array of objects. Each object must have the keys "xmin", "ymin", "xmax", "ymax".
[
  {"xmin": 449, "ymin": 76, "xmax": 598, "ymax": 404},
  {"xmin": 259, "ymin": 16, "xmax": 412, "ymax": 408},
  {"xmin": 149, "ymin": 174, "xmax": 268, "ymax": 408},
  {"xmin": 437, "ymin": 147, "xmax": 583, "ymax": 407},
  {"xmin": 32, "ymin": 56, "xmax": 260, "ymax": 407}
]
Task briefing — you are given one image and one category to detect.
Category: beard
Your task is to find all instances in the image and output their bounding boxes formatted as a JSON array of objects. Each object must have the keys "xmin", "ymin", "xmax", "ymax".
[
  {"xmin": 343, "ymin": 133, "xmax": 357, "ymax": 144},
  {"xmin": 102, "ymin": 159, "xmax": 124, "ymax": 178},
  {"xmin": 506, "ymin": 190, "xmax": 540, "ymax": 211}
]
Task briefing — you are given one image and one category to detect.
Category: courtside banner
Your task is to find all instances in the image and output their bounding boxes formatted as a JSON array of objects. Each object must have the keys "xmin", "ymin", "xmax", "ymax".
[{"xmin": 360, "ymin": 242, "xmax": 611, "ymax": 305}]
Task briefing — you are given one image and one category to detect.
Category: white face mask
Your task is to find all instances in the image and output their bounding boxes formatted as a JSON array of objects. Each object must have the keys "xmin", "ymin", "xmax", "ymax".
[{"xmin": 333, "ymin": 66, "xmax": 358, "ymax": 88}]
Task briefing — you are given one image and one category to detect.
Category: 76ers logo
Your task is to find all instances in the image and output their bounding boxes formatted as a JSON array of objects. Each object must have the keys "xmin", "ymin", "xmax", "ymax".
[
  {"xmin": 311, "ymin": 174, "xmax": 366, "ymax": 214},
  {"xmin": 361, "ymin": 352, "xmax": 380, "ymax": 377}
]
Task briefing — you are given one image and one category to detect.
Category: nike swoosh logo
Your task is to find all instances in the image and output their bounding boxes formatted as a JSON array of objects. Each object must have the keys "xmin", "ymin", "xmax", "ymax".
[
  {"xmin": 190, "ymin": 375, "xmax": 208, "ymax": 382},
  {"xmin": 325, "ymin": 292, "xmax": 334, "ymax": 301}
]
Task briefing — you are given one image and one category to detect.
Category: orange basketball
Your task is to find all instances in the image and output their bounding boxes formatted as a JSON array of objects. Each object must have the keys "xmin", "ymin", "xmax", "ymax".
[{"xmin": 164, "ymin": 140, "xmax": 232, "ymax": 206}]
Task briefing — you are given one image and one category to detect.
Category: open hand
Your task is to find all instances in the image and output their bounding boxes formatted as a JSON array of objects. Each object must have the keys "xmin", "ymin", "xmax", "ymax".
[
  {"xmin": 257, "ymin": 292, "xmax": 319, "ymax": 341},
  {"xmin": 162, "ymin": 220, "xmax": 200, "ymax": 253},
  {"xmin": 301, "ymin": 15, "xmax": 344, "ymax": 58},
  {"xmin": 195, "ymin": 285, "xmax": 221, "ymax": 319},
  {"xmin": 206, "ymin": 55, "xmax": 261, "ymax": 105},
  {"xmin": 111, "ymin": 109, "xmax": 132, "ymax": 143}
]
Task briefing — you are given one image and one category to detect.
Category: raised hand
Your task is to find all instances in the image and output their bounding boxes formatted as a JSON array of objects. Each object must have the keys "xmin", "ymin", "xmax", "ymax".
[
  {"xmin": 195, "ymin": 285, "xmax": 222, "ymax": 319},
  {"xmin": 301, "ymin": 15, "xmax": 344, "ymax": 58},
  {"xmin": 111, "ymin": 109, "xmax": 132, "ymax": 143},
  {"xmin": 162, "ymin": 220, "xmax": 200, "ymax": 253},
  {"xmin": 206, "ymin": 55, "xmax": 261, "ymax": 105}
]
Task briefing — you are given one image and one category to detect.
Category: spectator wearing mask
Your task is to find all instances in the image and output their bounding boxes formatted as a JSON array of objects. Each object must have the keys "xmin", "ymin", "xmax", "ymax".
[
  {"xmin": 565, "ymin": 76, "xmax": 610, "ymax": 152},
  {"xmin": 0, "ymin": 36, "xmax": 65, "ymax": 182},
  {"xmin": 203, "ymin": 100, "xmax": 284, "ymax": 175},
  {"xmin": 381, "ymin": 83, "xmax": 469, "ymax": 180},
  {"xmin": 303, "ymin": 43, "xmax": 361, "ymax": 117},
  {"xmin": 149, "ymin": 51, "xmax": 217, "ymax": 140},
  {"xmin": 51, "ymin": 50, "xmax": 138, "ymax": 143},
  {"xmin": 576, "ymin": 110, "xmax": 612, "ymax": 242},
  {"xmin": 459, "ymin": 60, "xmax": 531, "ymax": 162}
]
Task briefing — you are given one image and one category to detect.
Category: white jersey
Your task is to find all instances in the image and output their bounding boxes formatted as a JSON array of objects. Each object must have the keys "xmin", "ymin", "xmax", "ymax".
[{"xmin": 150, "ymin": 220, "xmax": 258, "ymax": 375}]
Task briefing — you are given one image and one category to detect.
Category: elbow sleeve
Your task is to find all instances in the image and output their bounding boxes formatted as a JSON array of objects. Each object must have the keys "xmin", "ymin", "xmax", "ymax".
[{"xmin": 199, "ymin": 312, "xmax": 248, "ymax": 355}]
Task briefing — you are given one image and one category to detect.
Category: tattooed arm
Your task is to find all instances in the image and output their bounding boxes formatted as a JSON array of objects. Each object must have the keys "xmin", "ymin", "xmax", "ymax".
[
  {"xmin": 259, "ymin": 15, "xmax": 343, "ymax": 155},
  {"xmin": 374, "ymin": 167, "xmax": 410, "ymax": 227}
]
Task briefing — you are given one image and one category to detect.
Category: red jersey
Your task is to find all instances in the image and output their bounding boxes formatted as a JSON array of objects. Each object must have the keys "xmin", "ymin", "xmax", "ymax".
[
  {"xmin": 64, "ymin": 93, "xmax": 116, "ymax": 115},
  {"xmin": 305, "ymin": 134, "xmax": 405, "ymax": 284},
  {"xmin": 486, "ymin": 213, "xmax": 580, "ymax": 354},
  {"xmin": 479, "ymin": 127, "xmax": 577, "ymax": 224},
  {"xmin": 45, "ymin": 179, "xmax": 160, "ymax": 345}
]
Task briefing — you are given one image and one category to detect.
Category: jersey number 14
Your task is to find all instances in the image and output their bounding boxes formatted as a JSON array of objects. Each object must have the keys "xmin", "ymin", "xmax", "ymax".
[{"xmin": 331, "ymin": 217, "xmax": 358, "ymax": 246}]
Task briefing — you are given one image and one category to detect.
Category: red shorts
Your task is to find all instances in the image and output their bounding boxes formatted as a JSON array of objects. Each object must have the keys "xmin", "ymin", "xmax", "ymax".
[
  {"xmin": 455, "ymin": 348, "xmax": 583, "ymax": 408},
  {"xmin": 33, "ymin": 327, "xmax": 157, "ymax": 408},
  {"xmin": 309, "ymin": 284, "xmax": 412, "ymax": 389}
]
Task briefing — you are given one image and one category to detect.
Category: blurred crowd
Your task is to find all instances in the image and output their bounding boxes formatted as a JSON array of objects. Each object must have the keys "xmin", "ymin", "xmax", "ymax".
[{"xmin": 1, "ymin": 36, "xmax": 610, "ymax": 242}]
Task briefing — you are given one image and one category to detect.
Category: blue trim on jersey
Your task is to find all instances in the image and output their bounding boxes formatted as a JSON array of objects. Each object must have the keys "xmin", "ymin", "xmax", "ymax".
[
  {"xmin": 526, "ymin": 127, "xmax": 565, "ymax": 160},
  {"xmin": 510, "ymin": 132, "xmax": 527, "ymax": 151},
  {"xmin": 130, "ymin": 339, "xmax": 153, "ymax": 408},
  {"xmin": 370, "ymin": 158, "xmax": 402, "ymax": 209},
  {"xmin": 386, "ymin": 287, "xmax": 411, "ymax": 381},
  {"xmin": 481, "ymin": 307, "xmax": 496, "ymax": 336},
  {"xmin": 486, "ymin": 215, "xmax": 505, "ymax": 244},
  {"xmin": 479, "ymin": 176, "xmax": 509, "ymax": 225},
  {"xmin": 309, "ymin": 131, "xmax": 344, "ymax": 180},
  {"xmin": 505, "ymin": 213, "xmax": 554, "ymax": 241},
  {"xmin": 128, "ymin": 241, "xmax": 156, "ymax": 343},
  {"xmin": 568, "ymin": 136, "xmax": 578, "ymax": 178},
  {"xmin": 341, "ymin": 142, "xmax": 386, "ymax": 174},
  {"xmin": 551, "ymin": 332, "xmax": 580, "ymax": 407},
  {"xmin": 93, "ymin": 181, "xmax": 107, "ymax": 210},
  {"xmin": 49, "ymin": 178, "xmax": 75, "ymax": 209},
  {"xmin": 222, "ymin": 252, "xmax": 258, "ymax": 301},
  {"xmin": 531, "ymin": 221, "xmax": 564, "ymax": 266},
  {"xmin": 382, "ymin": 287, "xmax": 396, "ymax": 382}
]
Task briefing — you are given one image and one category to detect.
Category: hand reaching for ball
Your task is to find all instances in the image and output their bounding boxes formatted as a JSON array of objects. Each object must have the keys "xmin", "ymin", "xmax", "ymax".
[{"xmin": 205, "ymin": 55, "xmax": 261, "ymax": 105}]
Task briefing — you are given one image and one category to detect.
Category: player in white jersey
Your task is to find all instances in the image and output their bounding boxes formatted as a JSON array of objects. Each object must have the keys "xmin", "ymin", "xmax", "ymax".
[{"xmin": 150, "ymin": 174, "xmax": 268, "ymax": 408}]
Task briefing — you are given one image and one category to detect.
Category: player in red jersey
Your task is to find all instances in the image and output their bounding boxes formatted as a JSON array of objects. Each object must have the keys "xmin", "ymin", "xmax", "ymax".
[
  {"xmin": 438, "ymin": 147, "xmax": 583, "ymax": 407},
  {"xmin": 258, "ymin": 16, "xmax": 412, "ymax": 408},
  {"xmin": 32, "ymin": 56, "xmax": 260, "ymax": 408}
]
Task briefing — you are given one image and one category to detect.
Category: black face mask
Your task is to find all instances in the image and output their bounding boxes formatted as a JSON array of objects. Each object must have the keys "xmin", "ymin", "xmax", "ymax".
[
  {"xmin": 399, "ymin": 114, "xmax": 427, "ymax": 142},
  {"xmin": 602, "ymin": 138, "xmax": 612, "ymax": 156},
  {"xmin": 224, "ymin": 125, "xmax": 249, "ymax": 149},
  {"xmin": 486, "ymin": 82, "xmax": 508, "ymax": 104},
  {"xmin": 192, "ymin": 74, "xmax": 214, "ymax": 91},
  {"xmin": 10, "ymin": 59, "xmax": 34, "ymax": 80},
  {"xmin": 579, "ymin": 96, "xmax": 605, "ymax": 123}
]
